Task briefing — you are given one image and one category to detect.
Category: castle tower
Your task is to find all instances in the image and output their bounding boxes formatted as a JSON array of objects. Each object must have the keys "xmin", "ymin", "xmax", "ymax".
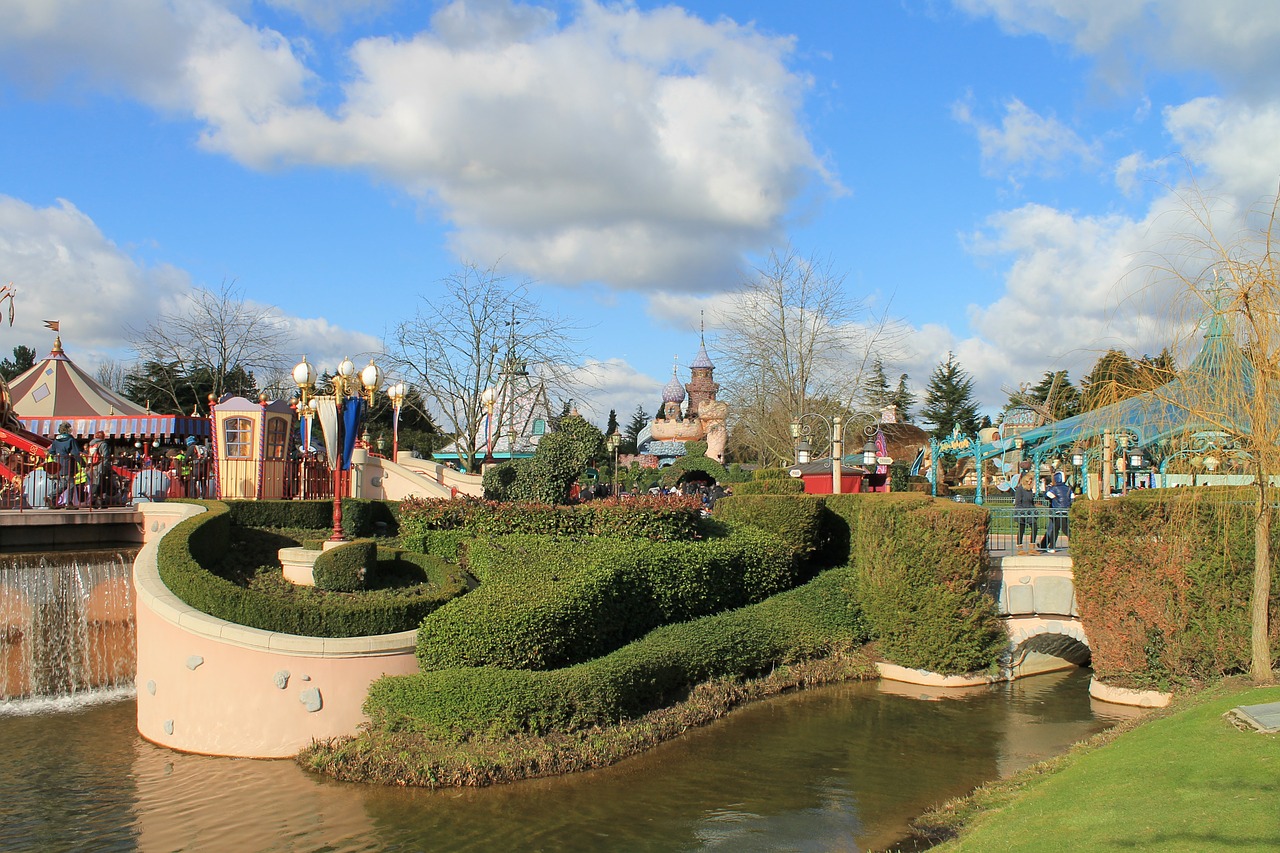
[
  {"xmin": 685, "ymin": 329, "xmax": 718, "ymax": 418},
  {"xmin": 661, "ymin": 361, "xmax": 686, "ymax": 420}
]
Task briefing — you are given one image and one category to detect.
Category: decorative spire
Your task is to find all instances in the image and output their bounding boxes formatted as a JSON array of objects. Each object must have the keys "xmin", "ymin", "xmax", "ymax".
[{"xmin": 662, "ymin": 358, "xmax": 686, "ymax": 403}]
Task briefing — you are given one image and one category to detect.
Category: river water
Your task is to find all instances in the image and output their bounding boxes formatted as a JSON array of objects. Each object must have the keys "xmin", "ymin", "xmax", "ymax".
[{"xmin": 0, "ymin": 669, "xmax": 1135, "ymax": 852}]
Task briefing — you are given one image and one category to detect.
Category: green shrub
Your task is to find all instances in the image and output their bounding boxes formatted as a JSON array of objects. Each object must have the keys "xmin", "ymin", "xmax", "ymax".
[
  {"xmin": 731, "ymin": 478, "xmax": 804, "ymax": 495},
  {"xmin": 1071, "ymin": 489, "xmax": 1280, "ymax": 690},
  {"xmin": 414, "ymin": 525, "xmax": 796, "ymax": 672},
  {"xmin": 752, "ymin": 467, "xmax": 793, "ymax": 480},
  {"xmin": 365, "ymin": 564, "xmax": 870, "ymax": 738},
  {"xmin": 398, "ymin": 495, "xmax": 703, "ymax": 542},
  {"xmin": 312, "ymin": 539, "xmax": 377, "ymax": 592},
  {"xmin": 825, "ymin": 493, "xmax": 1004, "ymax": 674},
  {"xmin": 223, "ymin": 499, "xmax": 396, "ymax": 537},
  {"xmin": 155, "ymin": 502, "xmax": 467, "ymax": 637},
  {"xmin": 713, "ymin": 494, "xmax": 829, "ymax": 565}
]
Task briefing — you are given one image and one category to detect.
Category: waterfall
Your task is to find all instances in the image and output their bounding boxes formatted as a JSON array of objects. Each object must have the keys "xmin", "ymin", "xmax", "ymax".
[{"xmin": 0, "ymin": 550, "xmax": 137, "ymax": 705}]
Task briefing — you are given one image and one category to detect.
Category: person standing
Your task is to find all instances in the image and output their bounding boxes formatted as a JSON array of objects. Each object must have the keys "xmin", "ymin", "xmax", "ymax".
[
  {"xmin": 1039, "ymin": 471, "xmax": 1073, "ymax": 553},
  {"xmin": 86, "ymin": 431, "xmax": 112, "ymax": 507},
  {"xmin": 1013, "ymin": 473, "xmax": 1038, "ymax": 555},
  {"xmin": 48, "ymin": 421, "xmax": 82, "ymax": 508}
]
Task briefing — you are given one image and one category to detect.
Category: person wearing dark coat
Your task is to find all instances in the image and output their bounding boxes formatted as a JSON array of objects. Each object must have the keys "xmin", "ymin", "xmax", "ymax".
[
  {"xmin": 1038, "ymin": 470, "xmax": 1073, "ymax": 552},
  {"xmin": 1013, "ymin": 473, "xmax": 1037, "ymax": 555},
  {"xmin": 48, "ymin": 422, "xmax": 82, "ymax": 508}
]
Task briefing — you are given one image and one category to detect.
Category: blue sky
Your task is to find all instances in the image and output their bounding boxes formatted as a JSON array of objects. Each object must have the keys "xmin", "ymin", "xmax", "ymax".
[{"xmin": 2, "ymin": 0, "xmax": 1279, "ymax": 426}]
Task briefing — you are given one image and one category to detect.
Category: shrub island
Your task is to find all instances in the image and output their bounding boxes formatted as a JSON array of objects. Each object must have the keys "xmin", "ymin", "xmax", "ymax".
[{"xmin": 295, "ymin": 492, "xmax": 1004, "ymax": 786}]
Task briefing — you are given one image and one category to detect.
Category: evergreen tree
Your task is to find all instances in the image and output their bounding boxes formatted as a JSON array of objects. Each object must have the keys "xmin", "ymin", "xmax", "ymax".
[
  {"xmin": 1027, "ymin": 370, "xmax": 1081, "ymax": 420},
  {"xmin": 1079, "ymin": 349, "xmax": 1139, "ymax": 412},
  {"xmin": 605, "ymin": 408, "xmax": 619, "ymax": 437},
  {"xmin": 920, "ymin": 352, "xmax": 981, "ymax": 441},
  {"xmin": 862, "ymin": 358, "xmax": 891, "ymax": 410},
  {"xmin": 890, "ymin": 373, "xmax": 915, "ymax": 422},
  {"xmin": 0, "ymin": 345, "xmax": 35, "ymax": 381},
  {"xmin": 623, "ymin": 404, "xmax": 649, "ymax": 454}
]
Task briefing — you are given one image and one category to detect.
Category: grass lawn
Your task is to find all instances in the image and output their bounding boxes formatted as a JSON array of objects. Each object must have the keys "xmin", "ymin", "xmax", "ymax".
[{"xmin": 931, "ymin": 680, "xmax": 1280, "ymax": 852}]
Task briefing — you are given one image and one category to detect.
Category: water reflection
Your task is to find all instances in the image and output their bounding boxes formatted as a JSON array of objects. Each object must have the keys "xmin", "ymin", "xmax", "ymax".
[{"xmin": 0, "ymin": 669, "xmax": 1132, "ymax": 852}]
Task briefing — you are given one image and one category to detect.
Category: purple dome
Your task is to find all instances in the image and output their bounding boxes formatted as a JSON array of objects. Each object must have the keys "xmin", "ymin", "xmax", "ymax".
[
  {"xmin": 690, "ymin": 340, "xmax": 714, "ymax": 370},
  {"xmin": 662, "ymin": 366, "xmax": 686, "ymax": 403}
]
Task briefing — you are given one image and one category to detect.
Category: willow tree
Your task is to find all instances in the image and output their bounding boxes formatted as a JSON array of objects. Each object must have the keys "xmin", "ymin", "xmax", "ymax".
[{"xmin": 1149, "ymin": 187, "xmax": 1280, "ymax": 684}]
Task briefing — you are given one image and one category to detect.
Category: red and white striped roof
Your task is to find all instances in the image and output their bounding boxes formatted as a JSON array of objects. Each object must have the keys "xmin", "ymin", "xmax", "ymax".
[{"xmin": 9, "ymin": 337, "xmax": 210, "ymax": 439}]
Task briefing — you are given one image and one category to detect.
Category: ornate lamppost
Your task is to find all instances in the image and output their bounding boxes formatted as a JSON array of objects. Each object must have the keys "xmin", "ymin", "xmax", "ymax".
[
  {"xmin": 607, "ymin": 430, "xmax": 621, "ymax": 496},
  {"xmin": 790, "ymin": 413, "xmax": 844, "ymax": 494},
  {"xmin": 387, "ymin": 381, "xmax": 407, "ymax": 461},
  {"xmin": 481, "ymin": 386, "xmax": 497, "ymax": 466},
  {"xmin": 295, "ymin": 355, "xmax": 382, "ymax": 542}
]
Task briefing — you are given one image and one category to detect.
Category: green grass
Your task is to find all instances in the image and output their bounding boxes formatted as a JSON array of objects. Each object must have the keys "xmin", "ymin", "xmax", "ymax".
[{"xmin": 927, "ymin": 680, "xmax": 1280, "ymax": 852}]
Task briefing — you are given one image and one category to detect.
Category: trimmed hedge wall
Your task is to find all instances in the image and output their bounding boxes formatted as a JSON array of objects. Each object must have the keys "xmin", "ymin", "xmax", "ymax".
[
  {"xmin": 398, "ymin": 495, "xmax": 703, "ymax": 543},
  {"xmin": 823, "ymin": 493, "xmax": 1004, "ymax": 674},
  {"xmin": 156, "ymin": 502, "xmax": 467, "ymax": 637},
  {"xmin": 713, "ymin": 494, "xmax": 829, "ymax": 565},
  {"xmin": 365, "ymin": 562, "xmax": 870, "ymax": 738},
  {"xmin": 224, "ymin": 498, "xmax": 398, "ymax": 537},
  {"xmin": 313, "ymin": 539, "xmax": 377, "ymax": 592},
  {"xmin": 731, "ymin": 478, "xmax": 805, "ymax": 495},
  {"xmin": 1071, "ymin": 488, "xmax": 1280, "ymax": 690},
  {"xmin": 414, "ymin": 524, "xmax": 797, "ymax": 671}
]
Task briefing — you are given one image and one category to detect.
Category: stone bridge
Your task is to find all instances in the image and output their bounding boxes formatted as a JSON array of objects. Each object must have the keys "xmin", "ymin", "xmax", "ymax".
[{"xmin": 988, "ymin": 553, "xmax": 1092, "ymax": 679}]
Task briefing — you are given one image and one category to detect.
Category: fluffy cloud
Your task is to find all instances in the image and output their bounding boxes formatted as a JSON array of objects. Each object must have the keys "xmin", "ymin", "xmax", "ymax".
[
  {"xmin": 0, "ymin": 0, "xmax": 828, "ymax": 294},
  {"xmin": 572, "ymin": 357, "xmax": 661, "ymax": 424},
  {"xmin": 954, "ymin": 0, "xmax": 1280, "ymax": 88},
  {"xmin": 953, "ymin": 96, "xmax": 1099, "ymax": 181},
  {"xmin": 0, "ymin": 195, "xmax": 380, "ymax": 381}
]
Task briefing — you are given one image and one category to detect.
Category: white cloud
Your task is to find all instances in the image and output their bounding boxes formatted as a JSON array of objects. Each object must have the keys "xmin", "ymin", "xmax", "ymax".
[
  {"xmin": 953, "ymin": 96, "xmax": 1099, "ymax": 181},
  {"xmin": 0, "ymin": 194, "xmax": 381, "ymax": 385},
  {"xmin": 572, "ymin": 357, "xmax": 662, "ymax": 425},
  {"xmin": 1164, "ymin": 98, "xmax": 1280, "ymax": 201},
  {"xmin": 953, "ymin": 0, "xmax": 1280, "ymax": 89},
  {"xmin": 0, "ymin": 0, "xmax": 830, "ymax": 294}
]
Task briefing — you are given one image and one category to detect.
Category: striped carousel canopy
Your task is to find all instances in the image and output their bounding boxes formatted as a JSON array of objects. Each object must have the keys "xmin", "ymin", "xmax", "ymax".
[{"xmin": 8, "ymin": 337, "xmax": 210, "ymax": 440}]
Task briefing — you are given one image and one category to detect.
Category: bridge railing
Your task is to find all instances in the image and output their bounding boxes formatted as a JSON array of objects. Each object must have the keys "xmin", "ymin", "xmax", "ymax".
[{"xmin": 985, "ymin": 505, "xmax": 1070, "ymax": 554}]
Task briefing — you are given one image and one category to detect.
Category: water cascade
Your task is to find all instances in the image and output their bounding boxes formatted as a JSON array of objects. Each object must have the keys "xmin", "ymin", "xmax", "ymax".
[{"xmin": 0, "ymin": 550, "xmax": 137, "ymax": 702}]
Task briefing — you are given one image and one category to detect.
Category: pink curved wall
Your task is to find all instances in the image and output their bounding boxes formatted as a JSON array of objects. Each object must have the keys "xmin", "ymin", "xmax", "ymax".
[{"xmin": 134, "ymin": 504, "xmax": 419, "ymax": 758}]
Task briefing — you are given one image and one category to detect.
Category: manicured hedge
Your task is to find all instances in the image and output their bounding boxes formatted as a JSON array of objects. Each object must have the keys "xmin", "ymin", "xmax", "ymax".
[
  {"xmin": 365, "ymin": 563, "xmax": 870, "ymax": 738},
  {"xmin": 713, "ymin": 494, "xmax": 830, "ymax": 565},
  {"xmin": 224, "ymin": 498, "xmax": 398, "ymax": 537},
  {"xmin": 1071, "ymin": 488, "xmax": 1280, "ymax": 690},
  {"xmin": 824, "ymin": 493, "xmax": 1004, "ymax": 674},
  {"xmin": 312, "ymin": 539, "xmax": 377, "ymax": 592},
  {"xmin": 414, "ymin": 524, "xmax": 797, "ymax": 671},
  {"xmin": 156, "ymin": 501, "xmax": 467, "ymax": 637},
  {"xmin": 398, "ymin": 495, "xmax": 703, "ymax": 543},
  {"xmin": 731, "ymin": 478, "xmax": 805, "ymax": 495}
]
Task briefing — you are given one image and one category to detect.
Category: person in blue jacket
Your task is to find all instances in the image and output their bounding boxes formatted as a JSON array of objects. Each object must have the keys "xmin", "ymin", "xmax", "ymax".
[
  {"xmin": 1038, "ymin": 470, "xmax": 1073, "ymax": 552},
  {"xmin": 48, "ymin": 421, "xmax": 82, "ymax": 508}
]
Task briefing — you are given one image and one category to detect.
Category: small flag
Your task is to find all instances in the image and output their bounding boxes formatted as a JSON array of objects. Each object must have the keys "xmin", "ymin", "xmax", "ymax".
[{"xmin": 43, "ymin": 320, "xmax": 60, "ymax": 331}]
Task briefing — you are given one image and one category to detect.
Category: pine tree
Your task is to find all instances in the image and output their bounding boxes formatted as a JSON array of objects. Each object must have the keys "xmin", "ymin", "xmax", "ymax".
[
  {"xmin": 862, "ymin": 358, "xmax": 891, "ymax": 411},
  {"xmin": 622, "ymin": 404, "xmax": 649, "ymax": 454},
  {"xmin": 890, "ymin": 373, "xmax": 915, "ymax": 422},
  {"xmin": 920, "ymin": 352, "xmax": 981, "ymax": 441},
  {"xmin": 605, "ymin": 408, "xmax": 619, "ymax": 437},
  {"xmin": 1027, "ymin": 370, "xmax": 1081, "ymax": 420}
]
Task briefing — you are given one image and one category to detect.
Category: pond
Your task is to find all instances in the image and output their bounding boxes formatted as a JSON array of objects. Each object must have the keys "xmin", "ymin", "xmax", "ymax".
[{"xmin": 0, "ymin": 668, "xmax": 1136, "ymax": 852}]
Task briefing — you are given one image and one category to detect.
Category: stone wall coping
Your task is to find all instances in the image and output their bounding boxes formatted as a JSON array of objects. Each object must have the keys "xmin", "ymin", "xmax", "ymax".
[
  {"xmin": 1089, "ymin": 677, "xmax": 1173, "ymax": 708},
  {"xmin": 134, "ymin": 503, "xmax": 417, "ymax": 658},
  {"xmin": 876, "ymin": 661, "xmax": 1004, "ymax": 688}
]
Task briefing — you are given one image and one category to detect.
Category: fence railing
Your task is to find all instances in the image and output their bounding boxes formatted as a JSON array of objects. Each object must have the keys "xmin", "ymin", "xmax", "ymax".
[{"xmin": 986, "ymin": 505, "xmax": 1071, "ymax": 554}]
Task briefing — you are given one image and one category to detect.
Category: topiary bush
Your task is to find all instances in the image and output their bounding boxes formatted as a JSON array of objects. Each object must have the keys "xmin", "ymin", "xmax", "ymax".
[
  {"xmin": 365, "ymin": 562, "xmax": 870, "ymax": 738},
  {"xmin": 824, "ymin": 493, "xmax": 1004, "ymax": 675},
  {"xmin": 713, "ymin": 494, "xmax": 830, "ymax": 566},
  {"xmin": 398, "ymin": 495, "xmax": 703, "ymax": 543},
  {"xmin": 155, "ymin": 502, "xmax": 468, "ymax": 637},
  {"xmin": 413, "ymin": 524, "xmax": 797, "ymax": 672},
  {"xmin": 312, "ymin": 539, "xmax": 377, "ymax": 592},
  {"xmin": 731, "ymin": 478, "xmax": 804, "ymax": 495},
  {"xmin": 223, "ymin": 498, "xmax": 397, "ymax": 537}
]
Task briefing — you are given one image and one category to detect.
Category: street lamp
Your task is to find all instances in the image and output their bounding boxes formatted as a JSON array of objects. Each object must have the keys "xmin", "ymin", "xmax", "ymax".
[
  {"xmin": 607, "ymin": 430, "xmax": 621, "ymax": 496},
  {"xmin": 790, "ymin": 413, "xmax": 844, "ymax": 493},
  {"xmin": 295, "ymin": 354, "xmax": 382, "ymax": 542},
  {"xmin": 387, "ymin": 381, "xmax": 407, "ymax": 460},
  {"xmin": 481, "ymin": 386, "xmax": 497, "ymax": 465}
]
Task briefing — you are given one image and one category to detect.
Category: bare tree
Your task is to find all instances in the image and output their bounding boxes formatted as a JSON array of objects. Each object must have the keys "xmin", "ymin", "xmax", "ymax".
[
  {"xmin": 714, "ymin": 247, "xmax": 904, "ymax": 466},
  {"xmin": 387, "ymin": 263, "xmax": 584, "ymax": 473},
  {"xmin": 1145, "ymin": 184, "xmax": 1280, "ymax": 684},
  {"xmin": 125, "ymin": 280, "xmax": 289, "ymax": 413},
  {"xmin": 94, "ymin": 358, "xmax": 128, "ymax": 393}
]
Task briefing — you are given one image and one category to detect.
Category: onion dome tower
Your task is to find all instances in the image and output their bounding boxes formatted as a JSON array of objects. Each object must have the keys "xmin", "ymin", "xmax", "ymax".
[{"xmin": 661, "ymin": 360, "xmax": 686, "ymax": 420}]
